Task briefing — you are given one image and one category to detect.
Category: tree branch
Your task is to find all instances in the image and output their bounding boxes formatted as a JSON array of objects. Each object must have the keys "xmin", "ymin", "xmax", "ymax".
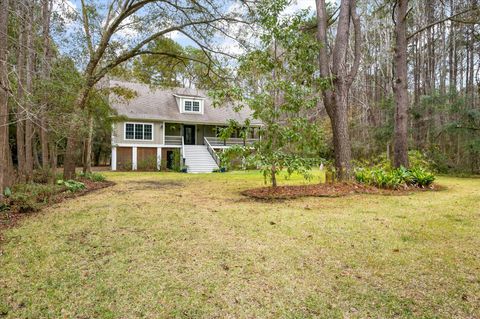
[
  {"xmin": 80, "ymin": 0, "xmax": 94, "ymax": 57},
  {"xmin": 407, "ymin": 7, "xmax": 479, "ymax": 40},
  {"xmin": 346, "ymin": 1, "xmax": 361, "ymax": 87}
]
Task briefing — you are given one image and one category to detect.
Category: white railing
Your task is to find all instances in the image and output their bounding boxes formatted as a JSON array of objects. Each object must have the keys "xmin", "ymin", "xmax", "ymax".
[
  {"xmin": 181, "ymin": 136, "xmax": 186, "ymax": 166},
  {"xmin": 204, "ymin": 137, "xmax": 220, "ymax": 167},
  {"xmin": 205, "ymin": 137, "xmax": 258, "ymax": 147},
  {"xmin": 165, "ymin": 135, "xmax": 182, "ymax": 146}
]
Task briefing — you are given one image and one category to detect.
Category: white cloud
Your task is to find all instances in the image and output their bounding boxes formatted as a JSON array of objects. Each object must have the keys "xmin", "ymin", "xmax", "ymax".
[{"xmin": 284, "ymin": 0, "xmax": 315, "ymax": 15}]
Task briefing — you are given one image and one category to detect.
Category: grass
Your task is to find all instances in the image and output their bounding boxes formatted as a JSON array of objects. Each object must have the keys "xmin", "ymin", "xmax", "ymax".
[{"xmin": 0, "ymin": 171, "xmax": 479, "ymax": 318}]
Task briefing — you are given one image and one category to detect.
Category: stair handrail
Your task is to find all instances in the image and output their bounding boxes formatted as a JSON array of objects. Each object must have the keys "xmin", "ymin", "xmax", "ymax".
[
  {"xmin": 204, "ymin": 137, "xmax": 220, "ymax": 167},
  {"xmin": 181, "ymin": 136, "xmax": 186, "ymax": 166}
]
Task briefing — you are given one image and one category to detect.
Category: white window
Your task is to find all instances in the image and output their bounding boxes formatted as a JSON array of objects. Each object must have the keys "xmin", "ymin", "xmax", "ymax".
[
  {"xmin": 125, "ymin": 123, "xmax": 153, "ymax": 140},
  {"xmin": 183, "ymin": 99, "xmax": 202, "ymax": 113},
  {"xmin": 192, "ymin": 101, "xmax": 200, "ymax": 112},
  {"xmin": 184, "ymin": 100, "xmax": 192, "ymax": 112}
]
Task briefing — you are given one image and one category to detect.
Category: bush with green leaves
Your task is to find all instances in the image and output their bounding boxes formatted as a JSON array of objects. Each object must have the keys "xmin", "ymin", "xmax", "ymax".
[
  {"xmin": 8, "ymin": 193, "xmax": 39, "ymax": 213},
  {"xmin": 77, "ymin": 172, "xmax": 106, "ymax": 182},
  {"xmin": 217, "ymin": 145, "xmax": 246, "ymax": 171},
  {"xmin": 354, "ymin": 166, "xmax": 435, "ymax": 189},
  {"xmin": 57, "ymin": 179, "xmax": 86, "ymax": 192},
  {"xmin": 137, "ymin": 156, "xmax": 158, "ymax": 171},
  {"xmin": 172, "ymin": 149, "xmax": 181, "ymax": 172},
  {"xmin": 12, "ymin": 183, "xmax": 64, "ymax": 202},
  {"xmin": 3, "ymin": 183, "xmax": 64, "ymax": 213},
  {"xmin": 408, "ymin": 167, "xmax": 436, "ymax": 187}
]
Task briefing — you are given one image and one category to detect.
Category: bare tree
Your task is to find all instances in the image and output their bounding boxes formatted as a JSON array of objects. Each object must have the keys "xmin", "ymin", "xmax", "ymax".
[
  {"xmin": 0, "ymin": 0, "xmax": 10, "ymax": 195},
  {"xmin": 392, "ymin": 0, "xmax": 409, "ymax": 168},
  {"xmin": 16, "ymin": 2, "xmax": 27, "ymax": 182},
  {"xmin": 40, "ymin": 0, "xmax": 52, "ymax": 171},
  {"xmin": 24, "ymin": 1, "xmax": 35, "ymax": 180},
  {"xmin": 315, "ymin": 0, "xmax": 361, "ymax": 180}
]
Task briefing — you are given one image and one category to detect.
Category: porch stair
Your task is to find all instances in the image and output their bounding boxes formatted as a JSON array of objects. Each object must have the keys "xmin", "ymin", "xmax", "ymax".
[{"xmin": 183, "ymin": 145, "xmax": 219, "ymax": 173}]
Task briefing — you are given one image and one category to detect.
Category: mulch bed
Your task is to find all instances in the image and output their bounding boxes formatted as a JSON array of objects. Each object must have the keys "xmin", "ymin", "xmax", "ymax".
[
  {"xmin": 0, "ymin": 180, "xmax": 115, "ymax": 243},
  {"xmin": 242, "ymin": 182, "xmax": 441, "ymax": 200}
]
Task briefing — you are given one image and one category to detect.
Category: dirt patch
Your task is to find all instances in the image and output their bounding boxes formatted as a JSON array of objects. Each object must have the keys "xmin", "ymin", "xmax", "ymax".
[
  {"xmin": 130, "ymin": 180, "xmax": 184, "ymax": 190},
  {"xmin": 0, "ymin": 180, "xmax": 114, "ymax": 243},
  {"xmin": 241, "ymin": 182, "xmax": 442, "ymax": 200}
]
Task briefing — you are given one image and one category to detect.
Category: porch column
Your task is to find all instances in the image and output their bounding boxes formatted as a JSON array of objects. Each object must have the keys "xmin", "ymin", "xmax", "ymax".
[
  {"xmin": 156, "ymin": 147, "xmax": 162, "ymax": 170},
  {"xmin": 132, "ymin": 146, "xmax": 137, "ymax": 170},
  {"xmin": 111, "ymin": 146, "xmax": 117, "ymax": 171}
]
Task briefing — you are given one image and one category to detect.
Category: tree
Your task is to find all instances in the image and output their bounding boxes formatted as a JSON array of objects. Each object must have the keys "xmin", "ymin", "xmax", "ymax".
[
  {"xmin": 62, "ymin": 0, "xmax": 245, "ymax": 179},
  {"xmin": 315, "ymin": 0, "xmax": 361, "ymax": 180},
  {"xmin": 39, "ymin": 0, "xmax": 53, "ymax": 172},
  {"xmin": 215, "ymin": 0, "xmax": 325, "ymax": 187},
  {"xmin": 392, "ymin": 0, "xmax": 410, "ymax": 168},
  {"xmin": 0, "ymin": 0, "xmax": 10, "ymax": 195}
]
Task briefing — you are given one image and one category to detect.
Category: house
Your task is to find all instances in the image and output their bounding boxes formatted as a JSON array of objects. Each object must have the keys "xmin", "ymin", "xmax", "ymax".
[{"xmin": 109, "ymin": 80, "xmax": 261, "ymax": 173}]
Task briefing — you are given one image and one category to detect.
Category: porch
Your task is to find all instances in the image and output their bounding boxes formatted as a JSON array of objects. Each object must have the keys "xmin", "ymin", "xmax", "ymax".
[{"xmin": 163, "ymin": 122, "xmax": 259, "ymax": 147}]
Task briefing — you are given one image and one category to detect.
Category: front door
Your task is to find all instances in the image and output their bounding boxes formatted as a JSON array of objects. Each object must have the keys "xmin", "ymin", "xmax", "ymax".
[{"xmin": 183, "ymin": 125, "xmax": 196, "ymax": 145}]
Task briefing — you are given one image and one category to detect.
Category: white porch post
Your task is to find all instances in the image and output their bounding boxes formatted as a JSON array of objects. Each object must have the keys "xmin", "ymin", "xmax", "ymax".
[
  {"xmin": 156, "ymin": 147, "xmax": 162, "ymax": 170},
  {"xmin": 111, "ymin": 146, "xmax": 117, "ymax": 171},
  {"xmin": 132, "ymin": 147, "xmax": 138, "ymax": 170}
]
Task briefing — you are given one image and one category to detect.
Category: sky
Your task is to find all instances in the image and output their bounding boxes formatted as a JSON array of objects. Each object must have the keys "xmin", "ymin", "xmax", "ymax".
[{"xmin": 53, "ymin": 0, "xmax": 318, "ymax": 60}]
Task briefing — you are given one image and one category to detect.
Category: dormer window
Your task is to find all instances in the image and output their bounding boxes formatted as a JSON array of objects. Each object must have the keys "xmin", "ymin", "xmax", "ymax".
[
  {"xmin": 173, "ymin": 93, "xmax": 205, "ymax": 114},
  {"xmin": 183, "ymin": 99, "xmax": 202, "ymax": 113}
]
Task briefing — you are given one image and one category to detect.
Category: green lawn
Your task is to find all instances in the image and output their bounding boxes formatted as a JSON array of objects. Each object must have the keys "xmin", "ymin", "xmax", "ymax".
[{"xmin": 1, "ymin": 171, "xmax": 479, "ymax": 318}]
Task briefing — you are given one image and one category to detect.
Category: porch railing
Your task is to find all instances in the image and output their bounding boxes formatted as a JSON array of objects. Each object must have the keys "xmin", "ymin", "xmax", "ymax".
[
  {"xmin": 204, "ymin": 137, "xmax": 220, "ymax": 167},
  {"xmin": 181, "ymin": 136, "xmax": 186, "ymax": 166},
  {"xmin": 204, "ymin": 137, "xmax": 258, "ymax": 147},
  {"xmin": 165, "ymin": 135, "xmax": 182, "ymax": 146}
]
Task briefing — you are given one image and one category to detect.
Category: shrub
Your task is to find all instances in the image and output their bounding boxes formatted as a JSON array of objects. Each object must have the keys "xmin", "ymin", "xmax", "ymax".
[
  {"xmin": 408, "ymin": 167, "xmax": 436, "ymax": 187},
  {"xmin": 120, "ymin": 160, "xmax": 132, "ymax": 171},
  {"xmin": 354, "ymin": 166, "xmax": 435, "ymax": 189},
  {"xmin": 12, "ymin": 183, "xmax": 64, "ymax": 202},
  {"xmin": 6, "ymin": 183, "xmax": 63, "ymax": 213},
  {"xmin": 57, "ymin": 179, "xmax": 86, "ymax": 192},
  {"xmin": 172, "ymin": 149, "xmax": 181, "ymax": 172},
  {"xmin": 9, "ymin": 192, "xmax": 39, "ymax": 213},
  {"xmin": 78, "ymin": 171, "xmax": 106, "ymax": 182}
]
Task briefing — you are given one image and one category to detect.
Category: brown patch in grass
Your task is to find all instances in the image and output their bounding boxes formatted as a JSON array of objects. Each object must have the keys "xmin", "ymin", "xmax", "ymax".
[
  {"xmin": 131, "ymin": 180, "xmax": 184, "ymax": 190},
  {"xmin": 241, "ymin": 182, "xmax": 442, "ymax": 200}
]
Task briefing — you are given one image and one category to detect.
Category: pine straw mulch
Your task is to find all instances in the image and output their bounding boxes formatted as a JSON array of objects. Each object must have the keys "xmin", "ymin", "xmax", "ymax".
[
  {"xmin": 241, "ymin": 182, "xmax": 443, "ymax": 200},
  {"xmin": 0, "ymin": 179, "xmax": 115, "ymax": 243}
]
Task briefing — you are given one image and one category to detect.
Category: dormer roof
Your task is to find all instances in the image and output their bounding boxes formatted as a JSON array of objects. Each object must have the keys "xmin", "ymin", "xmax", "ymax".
[{"xmin": 109, "ymin": 80, "xmax": 261, "ymax": 126}]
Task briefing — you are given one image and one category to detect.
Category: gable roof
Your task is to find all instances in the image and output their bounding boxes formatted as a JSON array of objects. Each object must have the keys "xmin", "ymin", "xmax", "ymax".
[{"xmin": 109, "ymin": 80, "xmax": 261, "ymax": 126}]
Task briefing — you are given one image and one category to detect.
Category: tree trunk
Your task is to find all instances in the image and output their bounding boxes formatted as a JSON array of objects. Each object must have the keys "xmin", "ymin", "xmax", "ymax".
[
  {"xmin": 16, "ymin": 12, "xmax": 27, "ymax": 182},
  {"xmin": 24, "ymin": 3, "xmax": 35, "ymax": 181},
  {"xmin": 33, "ymin": 137, "xmax": 42, "ymax": 169},
  {"xmin": 0, "ymin": 0, "xmax": 10, "ymax": 195},
  {"xmin": 63, "ymin": 131, "xmax": 78, "ymax": 180},
  {"xmin": 331, "ymin": 88, "xmax": 353, "ymax": 178},
  {"xmin": 40, "ymin": 0, "xmax": 52, "ymax": 171},
  {"xmin": 315, "ymin": 0, "xmax": 360, "ymax": 180},
  {"xmin": 83, "ymin": 113, "xmax": 94, "ymax": 174},
  {"xmin": 63, "ymin": 85, "xmax": 92, "ymax": 179},
  {"xmin": 393, "ymin": 0, "xmax": 410, "ymax": 168},
  {"xmin": 271, "ymin": 166, "xmax": 277, "ymax": 187}
]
